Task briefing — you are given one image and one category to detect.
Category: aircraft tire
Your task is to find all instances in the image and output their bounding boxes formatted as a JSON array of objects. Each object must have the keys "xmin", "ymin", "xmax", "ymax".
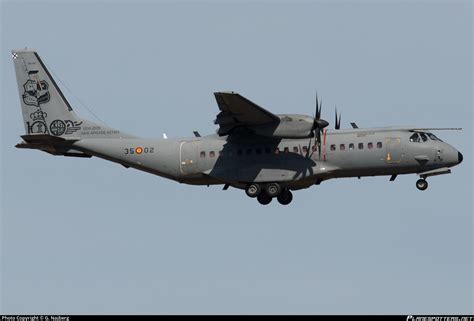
[
  {"xmin": 257, "ymin": 193, "xmax": 272, "ymax": 205},
  {"xmin": 246, "ymin": 183, "xmax": 261, "ymax": 198},
  {"xmin": 265, "ymin": 183, "xmax": 281, "ymax": 197},
  {"xmin": 416, "ymin": 179, "xmax": 428, "ymax": 191},
  {"xmin": 277, "ymin": 191, "xmax": 293, "ymax": 205}
]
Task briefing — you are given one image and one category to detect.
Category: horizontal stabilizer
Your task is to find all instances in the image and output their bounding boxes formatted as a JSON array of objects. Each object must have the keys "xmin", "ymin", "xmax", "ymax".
[{"xmin": 15, "ymin": 134, "xmax": 90, "ymax": 157}]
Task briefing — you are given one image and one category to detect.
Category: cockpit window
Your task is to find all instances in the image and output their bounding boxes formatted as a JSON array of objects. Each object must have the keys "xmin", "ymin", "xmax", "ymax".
[
  {"xmin": 411, "ymin": 132, "xmax": 442, "ymax": 143},
  {"xmin": 409, "ymin": 133, "xmax": 420, "ymax": 142},
  {"xmin": 427, "ymin": 133, "xmax": 443, "ymax": 142}
]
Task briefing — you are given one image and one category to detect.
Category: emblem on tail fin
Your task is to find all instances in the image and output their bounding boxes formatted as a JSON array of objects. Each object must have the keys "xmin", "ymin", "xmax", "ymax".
[
  {"xmin": 26, "ymin": 110, "xmax": 49, "ymax": 134},
  {"xmin": 49, "ymin": 119, "xmax": 83, "ymax": 136},
  {"xmin": 22, "ymin": 79, "xmax": 50, "ymax": 107}
]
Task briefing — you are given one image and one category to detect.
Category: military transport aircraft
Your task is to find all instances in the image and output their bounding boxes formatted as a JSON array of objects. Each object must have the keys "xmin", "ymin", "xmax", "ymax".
[{"xmin": 12, "ymin": 49, "xmax": 463, "ymax": 205}]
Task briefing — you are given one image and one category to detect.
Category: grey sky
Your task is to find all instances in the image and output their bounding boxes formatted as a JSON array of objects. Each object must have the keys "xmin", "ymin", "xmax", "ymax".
[{"xmin": 1, "ymin": 0, "xmax": 472, "ymax": 314}]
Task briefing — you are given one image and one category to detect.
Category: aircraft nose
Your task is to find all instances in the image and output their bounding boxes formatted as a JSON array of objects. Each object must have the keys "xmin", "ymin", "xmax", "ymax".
[{"xmin": 458, "ymin": 151, "xmax": 463, "ymax": 164}]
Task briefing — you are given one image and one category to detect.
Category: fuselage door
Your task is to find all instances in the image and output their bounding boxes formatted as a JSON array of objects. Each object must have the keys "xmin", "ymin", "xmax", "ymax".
[
  {"xmin": 180, "ymin": 141, "xmax": 199, "ymax": 174},
  {"xmin": 385, "ymin": 137, "xmax": 403, "ymax": 163}
]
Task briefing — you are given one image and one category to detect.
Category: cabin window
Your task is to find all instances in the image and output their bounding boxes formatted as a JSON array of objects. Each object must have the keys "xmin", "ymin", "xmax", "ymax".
[
  {"xmin": 340, "ymin": 144, "xmax": 345, "ymax": 151},
  {"xmin": 246, "ymin": 148, "xmax": 252, "ymax": 155},
  {"xmin": 237, "ymin": 149, "xmax": 243, "ymax": 156},
  {"xmin": 200, "ymin": 151, "xmax": 206, "ymax": 158},
  {"xmin": 312, "ymin": 144, "xmax": 317, "ymax": 152},
  {"xmin": 349, "ymin": 143, "xmax": 354, "ymax": 150},
  {"xmin": 265, "ymin": 147, "xmax": 271, "ymax": 154},
  {"xmin": 330, "ymin": 144, "xmax": 336, "ymax": 151},
  {"xmin": 256, "ymin": 148, "xmax": 262, "ymax": 154},
  {"xmin": 368, "ymin": 142, "xmax": 373, "ymax": 149},
  {"xmin": 274, "ymin": 148, "xmax": 280, "ymax": 154},
  {"xmin": 292, "ymin": 146, "xmax": 298, "ymax": 153},
  {"xmin": 358, "ymin": 143, "xmax": 364, "ymax": 149},
  {"xmin": 218, "ymin": 151, "xmax": 224, "ymax": 157},
  {"xmin": 209, "ymin": 151, "xmax": 215, "ymax": 157},
  {"xmin": 284, "ymin": 147, "xmax": 289, "ymax": 154},
  {"xmin": 377, "ymin": 142, "xmax": 383, "ymax": 148},
  {"xmin": 302, "ymin": 146, "xmax": 308, "ymax": 154}
]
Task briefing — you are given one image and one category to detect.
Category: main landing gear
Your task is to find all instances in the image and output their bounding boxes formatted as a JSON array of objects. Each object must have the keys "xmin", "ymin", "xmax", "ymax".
[
  {"xmin": 416, "ymin": 179, "xmax": 428, "ymax": 191},
  {"xmin": 245, "ymin": 183, "xmax": 293, "ymax": 205}
]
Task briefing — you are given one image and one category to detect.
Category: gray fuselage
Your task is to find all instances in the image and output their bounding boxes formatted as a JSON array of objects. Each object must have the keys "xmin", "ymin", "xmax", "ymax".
[{"xmin": 73, "ymin": 127, "xmax": 461, "ymax": 191}]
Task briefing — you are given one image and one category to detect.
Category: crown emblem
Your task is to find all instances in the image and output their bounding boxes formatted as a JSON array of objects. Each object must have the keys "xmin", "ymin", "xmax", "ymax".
[{"xmin": 30, "ymin": 110, "xmax": 47, "ymax": 121}]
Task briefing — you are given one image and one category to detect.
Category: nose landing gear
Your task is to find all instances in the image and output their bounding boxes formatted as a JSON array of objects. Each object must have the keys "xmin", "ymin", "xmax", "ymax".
[{"xmin": 416, "ymin": 178, "xmax": 428, "ymax": 191}]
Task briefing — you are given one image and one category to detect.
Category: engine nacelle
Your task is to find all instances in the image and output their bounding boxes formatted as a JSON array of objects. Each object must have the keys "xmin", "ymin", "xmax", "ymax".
[{"xmin": 249, "ymin": 114, "xmax": 315, "ymax": 139}]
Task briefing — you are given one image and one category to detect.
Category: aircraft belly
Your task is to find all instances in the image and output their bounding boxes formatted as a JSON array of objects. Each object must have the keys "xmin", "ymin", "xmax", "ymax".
[
  {"xmin": 73, "ymin": 138, "xmax": 181, "ymax": 179},
  {"xmin": 240, "ymin": 168, "xmax": 300, "ymax": 183}
]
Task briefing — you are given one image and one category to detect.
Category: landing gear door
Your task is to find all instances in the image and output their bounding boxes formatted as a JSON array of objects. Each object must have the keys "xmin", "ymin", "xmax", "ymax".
[
  {"xmin": 385, "ymin": 137, "xmax": 403, "ymax": 163},
  {"xmin": 180, "ymin": 141, "xmax": 199, "ymax": 175}
]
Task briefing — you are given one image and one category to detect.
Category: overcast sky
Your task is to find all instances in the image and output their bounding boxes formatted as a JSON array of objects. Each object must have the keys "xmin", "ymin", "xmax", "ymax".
[{"xmin": 1, "ymin": 0, "xmax": 472, "ymax": 314}]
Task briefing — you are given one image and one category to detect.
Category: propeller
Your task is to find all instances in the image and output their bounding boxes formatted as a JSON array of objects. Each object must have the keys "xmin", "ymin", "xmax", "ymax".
[
  {"xmin": 335, "ymin": 106, "xmax": 341, "ymax": 130},
  {"xmin": 307, "ymin": 91, "xmax": 329, "ymax": 159}
]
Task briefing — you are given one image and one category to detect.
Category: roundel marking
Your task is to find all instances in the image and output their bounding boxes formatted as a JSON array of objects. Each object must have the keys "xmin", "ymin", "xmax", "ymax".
[
  {"xmin": 135, "ymin": 147, "xmax": 143, "ymax": 154},
  {"xmin": 50, "ymin": 119, "xmax": 66, "ymax": 136}
]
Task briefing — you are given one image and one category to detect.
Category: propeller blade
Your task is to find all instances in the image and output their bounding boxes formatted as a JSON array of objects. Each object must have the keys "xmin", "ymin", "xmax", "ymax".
[
  {"xmin": 335, "ymin": 106, "xmax": 341, "ymax": 130},
  {"xmin": 316, "ymin": 129, "xmax": 322, "ymax": 159},
  {"xmin": 315, "ymin": 90, "xmax": 319, "ymax": 119},
  {"xmin": 306, "ymin": 136, "xmax": 312, "ymax": 158},
  {"xmin": 317, "ymin": 99, "xmax": 322, "ymax": 119}
]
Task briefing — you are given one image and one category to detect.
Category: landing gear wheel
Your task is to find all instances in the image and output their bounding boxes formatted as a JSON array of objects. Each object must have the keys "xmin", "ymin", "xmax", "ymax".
[
  {"xmin": 277, "ymin": 190, "xmax": 293, "ymax": 205},
  {"xmin": 246, "ymin": 184, "xmax": 261, "ymax": 198},
  {"xmin": 416, "ymin": 179, "xmax": 428, "ymax": 191},
  {"xmin": 257, "ymin": 193, "xmax": 272, "ymax": 205},
  {"xmin": 265, "ymin": 183, "xmax": 281, "ymax": 198}
]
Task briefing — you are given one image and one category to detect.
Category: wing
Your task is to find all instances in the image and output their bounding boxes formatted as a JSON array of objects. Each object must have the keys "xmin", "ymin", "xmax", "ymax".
[{"xmin": 213, "ymin": 92, "xmax": 280, "ymax": 135}]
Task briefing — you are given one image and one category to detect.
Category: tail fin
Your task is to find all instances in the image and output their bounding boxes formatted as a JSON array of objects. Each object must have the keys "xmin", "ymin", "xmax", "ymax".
[
  {"xmin": 12, "ymin": 49, "xmax": 85, "ymax": 137},
  {"xmin": 11, "ymin": 49, "xmax": 131, "ymax": 139}
]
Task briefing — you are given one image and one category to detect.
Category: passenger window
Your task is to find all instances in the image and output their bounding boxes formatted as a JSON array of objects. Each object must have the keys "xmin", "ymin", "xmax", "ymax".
[
  {"xmin": 256, "ymin": 148, "xmax": 262, "ymax": 154},
  {"xmin": 265, "ymin": 147, "xmax": 271, "ymax": 154},
  {"xmin": 410, "ymin": 133, "xmax": 420, "ymax": 142},
  {"xmin": 293, "ymin": 146, "xmax": 299, "ymax": 153},
  {"xmin": 274, "ymin": 148, "xmax": 280, "ymax": 154},
  {"xmin": 340, "ymin": 144, "xmax": 345, "ymax": 151},
  {"xmin": 209, "ymin": 151, "xmax": 215, "ymax": 157},
  {"xmin": 312, "ymin": 144, "xmax": 317, "ymax": 152},
  {"xmin": 330, "ymin": 144, "xmax": 336, "ymax": 151},
  {"xmin": 302, "ymin": 146, "xmax": 308, "ymax": 154},
  {"xmin": 200, "ymin": 151, "xmax": 206, "ymax": 158},
  {"xmin": 218, "ymin": 151, "xmax": 224, "ymax": 157},
  {"xmin": 358, "ymin": 143, "xmax": 364, "ymax": 149},
  {"xmin": 284, "ymin": 147, "xmax": 289, "ymax": 154},
  {"xmin": 237, "ymin": 149, "xmax": 243, "ymax": 156},
  {"xmin": 368, "ymin": 142, "xmax": 373, "ymax": 149},
  {"xmin": 420, "ymin": 133, "xmax": 428, "ymax": 142},
  {"xmin": 246, "ymin": 148, "xmax": 252, "ymax": 155},
  {"xmin": 349, "ymin": 143, "xmax": 354, "ymax": 150},
  {"xmin": 377, "ymin": 142, "xmax": 382, "ymax": 148}
]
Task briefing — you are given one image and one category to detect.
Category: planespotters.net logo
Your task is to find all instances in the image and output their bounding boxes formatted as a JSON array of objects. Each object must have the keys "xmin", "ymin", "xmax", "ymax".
[{"xmin": 407, "ymin": 317, "xmax": 474, "ymax": 321}]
